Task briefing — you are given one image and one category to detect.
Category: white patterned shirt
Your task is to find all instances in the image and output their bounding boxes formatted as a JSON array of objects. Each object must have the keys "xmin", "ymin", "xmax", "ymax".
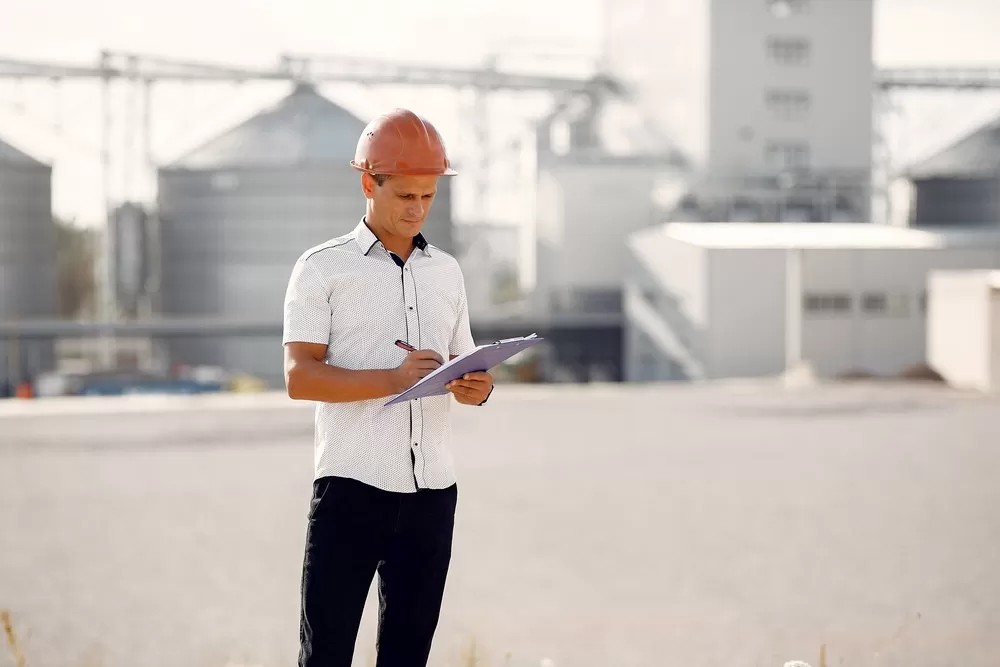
[{"xmin": 282, "ymin": 218, "xmax": 476, "ymax": 493}]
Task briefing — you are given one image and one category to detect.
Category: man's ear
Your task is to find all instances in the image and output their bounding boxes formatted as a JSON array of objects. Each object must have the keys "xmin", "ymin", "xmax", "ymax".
[{"xmin": 360, "ymin": 172, "xmax": 376, "ymax": 199}]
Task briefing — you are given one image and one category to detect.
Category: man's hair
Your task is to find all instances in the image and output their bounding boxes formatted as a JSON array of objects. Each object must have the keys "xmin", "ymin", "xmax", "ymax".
[{"xmin": 373, "ymin": 173, "xmax": 391, "ymax": 187}]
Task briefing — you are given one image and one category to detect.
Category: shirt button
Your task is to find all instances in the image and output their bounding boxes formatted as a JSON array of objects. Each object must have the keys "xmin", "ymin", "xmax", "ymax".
[{"xmin": 413, "ymin": 442, "xmax": 419, "ymax": 447}]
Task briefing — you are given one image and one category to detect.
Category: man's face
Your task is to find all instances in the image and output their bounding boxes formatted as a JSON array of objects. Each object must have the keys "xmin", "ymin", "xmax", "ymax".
[{"xmin": 363, "ymin": 173, "xmax": 440, "ymax": 239}]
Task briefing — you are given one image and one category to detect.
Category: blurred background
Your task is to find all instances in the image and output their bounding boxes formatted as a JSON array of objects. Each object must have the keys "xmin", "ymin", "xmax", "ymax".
[
  {"xmin": 0, "ymin": 0, "xmax": 998, "ymax": 394},
  {"xmin": 2, "ymin": 1, "xmax": 1000, "ymax": 666}
]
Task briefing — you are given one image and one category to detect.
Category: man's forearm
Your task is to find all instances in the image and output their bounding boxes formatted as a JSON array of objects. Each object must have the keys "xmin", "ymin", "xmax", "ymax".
[{"xmin": 286, "ymin": 358, "xmax": 402, "ymax": 403}]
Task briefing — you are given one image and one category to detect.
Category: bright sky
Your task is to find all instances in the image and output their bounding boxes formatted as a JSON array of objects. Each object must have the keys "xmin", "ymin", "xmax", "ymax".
[{"xmin": 1, "ymin": 0, "xmax": 999, "ymax": 224}]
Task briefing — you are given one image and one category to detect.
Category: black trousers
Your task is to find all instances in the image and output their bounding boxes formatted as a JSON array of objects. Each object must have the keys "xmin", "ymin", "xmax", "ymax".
[{"xmin": 298, "ymin": 475, "xmax": 458, "ymax": 667}]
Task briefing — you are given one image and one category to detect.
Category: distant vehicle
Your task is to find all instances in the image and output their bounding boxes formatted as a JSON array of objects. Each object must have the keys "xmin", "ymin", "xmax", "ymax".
[{"xmin": 76, "ymin": 371, "xmax": 224, "ymax": 396}]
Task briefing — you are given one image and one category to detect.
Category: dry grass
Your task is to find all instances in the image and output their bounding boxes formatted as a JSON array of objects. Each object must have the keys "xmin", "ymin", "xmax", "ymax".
[
  {"xmin": 0, "ymin": 612, "xmax": 916, "ymax": 667},
  {"xmin": 0, "ymin": 612, "xmax": 507, "ymax": 667},
  {"xmin": 2, "ymin": 610, "xmax": 27, "ymax": 667}
]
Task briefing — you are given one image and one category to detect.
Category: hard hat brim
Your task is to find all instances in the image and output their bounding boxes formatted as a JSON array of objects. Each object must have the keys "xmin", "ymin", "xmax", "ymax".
[{"xmin": 350, "ymin": 161, "xmax": 457, "ymax": 176}]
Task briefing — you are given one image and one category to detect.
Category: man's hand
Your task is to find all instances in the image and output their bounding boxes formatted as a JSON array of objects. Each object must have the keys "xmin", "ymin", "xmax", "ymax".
[
  {"xmin": 393, "ymin": 349, "xmax": 444, "ymax": 392},
  {"xmin": 446, "ymin": 371, "xmax": 493, "ymax": 405}
]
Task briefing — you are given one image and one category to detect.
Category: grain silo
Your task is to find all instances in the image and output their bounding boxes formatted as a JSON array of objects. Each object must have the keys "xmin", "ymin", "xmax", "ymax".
[
  {"xmin": 156, "ymin": 84, "xmax": 455, "ymax": 387},
  {"xmin": 908, "ymin": 116, "xmax": 1000, "ymax": 228},
  {"xmin": 0, "ymin": 135, "xmax": 58, "ymax": 393}
]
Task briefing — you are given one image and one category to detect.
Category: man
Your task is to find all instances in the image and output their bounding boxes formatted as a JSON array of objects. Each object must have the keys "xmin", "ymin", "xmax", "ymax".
[{"xmin": 282, "ymin": 108, "xmax": 494, "ymax": 667}]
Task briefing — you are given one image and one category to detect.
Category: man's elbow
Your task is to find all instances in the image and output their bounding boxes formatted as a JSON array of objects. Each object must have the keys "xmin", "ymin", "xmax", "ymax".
[{"xmin": 284, "ymin": 363, "xmax": 310, "ymax": 400}]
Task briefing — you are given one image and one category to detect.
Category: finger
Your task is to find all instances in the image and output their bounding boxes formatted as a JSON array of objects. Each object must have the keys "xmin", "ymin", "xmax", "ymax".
[
  {"xmin": 461, "ymin": 372, "xmax": 491, "ymax": 382},
  {"xmin": 413, "ymin": 350, "xmax": 444, "ymax": 364},
  {"xmin": 416, "ymin": 361, "xmax": 441, "ymax": 372},
  {"xmin": 447, "ymin": 380, "xmax": 479, "ymax": 392},
  {"xmin": 457, "ymin": 374, "xmax": 491, "ymax": 387},
  {"xmin": 447, "ymin": 384, "xmax": 479, "ymax": 400},
  {"xmin": 409, "ymin": 355, "xmax": 440, "ymax": 369}
]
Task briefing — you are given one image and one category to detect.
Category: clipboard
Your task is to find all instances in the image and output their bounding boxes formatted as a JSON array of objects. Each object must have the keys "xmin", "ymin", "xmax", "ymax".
[{"xmin": 385, "ymin": 334, "xmax": 544, "ymax": 406}]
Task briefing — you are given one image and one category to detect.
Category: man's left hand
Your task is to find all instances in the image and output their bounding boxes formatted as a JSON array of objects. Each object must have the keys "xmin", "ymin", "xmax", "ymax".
[{"xmin": 446, "ymin": 372, "xmax": 493, "ymax": 405}]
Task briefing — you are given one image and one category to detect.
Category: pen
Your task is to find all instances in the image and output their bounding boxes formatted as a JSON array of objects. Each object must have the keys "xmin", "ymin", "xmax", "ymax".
[{"xmin": 394, "ymin": 339, "xmax": 417, "ymax": 352}]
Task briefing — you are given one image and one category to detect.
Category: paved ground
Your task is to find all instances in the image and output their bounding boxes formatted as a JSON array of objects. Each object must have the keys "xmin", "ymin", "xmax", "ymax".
[{"xmin": 1, "ymin": 382, "xmax": 999, "ymax": 667}]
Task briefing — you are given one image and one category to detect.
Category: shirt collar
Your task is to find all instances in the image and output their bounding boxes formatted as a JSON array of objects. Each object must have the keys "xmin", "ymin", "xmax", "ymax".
[{"xmin": 354, "ymin": 218, "xmax": 430, "ymax": 257}]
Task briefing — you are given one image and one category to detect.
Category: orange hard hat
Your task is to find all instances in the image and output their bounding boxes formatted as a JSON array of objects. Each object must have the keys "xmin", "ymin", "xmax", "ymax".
[{"xmin": 351, "ymin": 108, "xmax": 457, "ymax": 176}]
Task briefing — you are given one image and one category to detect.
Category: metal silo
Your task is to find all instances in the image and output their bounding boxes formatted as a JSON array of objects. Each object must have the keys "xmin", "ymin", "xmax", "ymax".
[
  {"xmin": 156, "ymin": 84, "xmax": 454, "ymax": 387},
  {"xmin": 0, "ymin": 136, "xmax": 57, "ymax": 393},
  {"xmin": 909, "ymin": 116, "xmax": 1000, "ymax": 227}
]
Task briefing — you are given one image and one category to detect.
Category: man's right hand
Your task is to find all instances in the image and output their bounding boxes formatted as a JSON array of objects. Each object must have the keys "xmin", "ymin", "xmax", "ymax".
[{"xmin": 393, "ymin": 349, "xmax": 444, "ymax": 392}]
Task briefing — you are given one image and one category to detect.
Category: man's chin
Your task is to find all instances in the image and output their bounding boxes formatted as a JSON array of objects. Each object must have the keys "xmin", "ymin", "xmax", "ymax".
[{"xmin": 402, "ymin": 220, "xmax": 424, "ymax": 232}]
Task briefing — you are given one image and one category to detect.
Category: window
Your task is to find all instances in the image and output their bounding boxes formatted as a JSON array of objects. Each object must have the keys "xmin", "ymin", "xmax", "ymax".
[
  {"xmin": 768, "ymin": 0, "xmax": 809, "ymax": 18},
  {"xmin": 862, "ymin": 292, "xmax": 911, "ymax": 317},
  {"xmin": 767, "ymin": 37, "xmax": 811, "ymax": 65},
  {"xmin": 765, "ymin": 89, "xmax": 811, "ymax": 121},
  {"xmin": 765, "ymin": 141, "xmax": 810, "ymax": 170},
  {"xmin": 803, "ymin": 293, "xmax": 851, "ymax": 314},
  {"xmin": 861, "ymin": 293, "xmax": 887, "ymax": 313}
]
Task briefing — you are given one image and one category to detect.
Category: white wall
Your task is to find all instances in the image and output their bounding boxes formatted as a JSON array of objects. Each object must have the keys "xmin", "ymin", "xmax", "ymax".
[
  {"xmin": 798, "ymin": 249, "xmax": 860, "ymax": 375},
  {"xmin": 804, "ymin": 0, "xmax": 874, "ymax": 173},
  {"xmin": 852, "ymin": 250, "xmax": 927, "ymax": 375},
  {"xmin": 533, "ymin": 169, "xmax": 564, "ymax": 297},
  {"xmin": 605, "ymin": 0, "xmax": 873, "ymax": 185},
  {"xmin": 535, "ymin": 160, "xmax": 661, "ymax": 302},
  {"xmin": 630, "ymin": 239, "xmax": 1000, "ymax": 383},
  {"xmin": 636, "ymin": 237, "xmax": 711, "ymax": 328},
  {"xmin": 702, "ymin": 245, "xmax": 939, "ymax": 380},
  {"xmin": 927, "ymin": 272, "xmax": 995, "ymax": 392},
  {"xmin": 856, "ymin": 249, "xmax": 999, "ymax": 374},
  {"xmin": 624, "ymin": 235, "xmax": 709, "ymax": 381},
  {"xmin": 797, "ymin": 248, "xmax": 1000, "ymax": 377},
  {"xmin": 707, "ymin": 247, "xmax": 788, "ymax": 378},
  {"xmin": 708, "ymin": 0, "xmax": 874, "ymax": 177}
]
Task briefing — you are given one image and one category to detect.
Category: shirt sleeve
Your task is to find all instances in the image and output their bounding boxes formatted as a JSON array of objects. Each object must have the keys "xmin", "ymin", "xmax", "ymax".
[
  {"xmin": 449, "ymin": 280, "xmax": 477, "ymax": 357},
  {"xmin": 283, "ymin": 256, "xmax": 332, "ymax": 346}
]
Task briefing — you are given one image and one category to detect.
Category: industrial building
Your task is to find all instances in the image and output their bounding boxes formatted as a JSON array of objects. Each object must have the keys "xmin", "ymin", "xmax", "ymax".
[
  {"xmin": 156, "ymin": 84, "xmax": 454, "ymax": 387},
  {"xmin": 522, "ymin": 95, "xmax": 686, "ymax": 381},
  {"xmin": 623, "ymin": 222, "xmax": 1000, "ymax": 383},
  {"xmin": 0, "ymin": 136, "xmax": 58, "ymax": 394},
  {"xmin": 533, "ymin": 99, "xmax": 685, "ymax": 316},
  {"xmin": 906, "ymin": 115, "xmax": 1000, "ymax": 228},
  {"xmin": 927, "ymin": 270, "xmax": 1000, "ymax": 393},
  {"xmin": 454, "ymin": 222, "xmax": 522, "ymax": 319},
  {"xmin": 603, "ymin": 0, "xmax": 874, "ymax": 222},
  {"xmin": 517, "ymin": 0, "xmax": 882, "ymax": 382}
]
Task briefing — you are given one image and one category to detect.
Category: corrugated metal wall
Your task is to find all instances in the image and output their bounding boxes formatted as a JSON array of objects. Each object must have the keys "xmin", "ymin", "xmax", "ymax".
[
  {"xmin": 0, "ymin": 137, "xmax": 58, "ymax": 389},
  {"xmin": 157, "ymin": 167, "xmax": 368, "ymax": 384},
  {"xmin": 155, "ymin": 86, "xmax": 454, "ymax": 387},
  {"xmin": 912, "ymin": 177, "xmax": 1000, "ymax": 227}
]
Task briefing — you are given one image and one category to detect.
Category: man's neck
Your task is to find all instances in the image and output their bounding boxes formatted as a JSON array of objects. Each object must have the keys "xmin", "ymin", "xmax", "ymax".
[{"xmin": 364, "ymin": 218, "xmax": 413, "ymax": 260}]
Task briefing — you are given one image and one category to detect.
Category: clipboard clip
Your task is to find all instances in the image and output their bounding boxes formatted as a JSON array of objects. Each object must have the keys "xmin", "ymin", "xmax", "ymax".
[{"xmin": 492, "ymin": 333, "xmax": 538, "ymax": 345}]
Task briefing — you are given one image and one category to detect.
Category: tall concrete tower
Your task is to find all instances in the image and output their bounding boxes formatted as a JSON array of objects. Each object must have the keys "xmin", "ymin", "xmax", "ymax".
[{"xmin": 604, "ymin": 0, "xmax": 875, "ymax": 222}]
